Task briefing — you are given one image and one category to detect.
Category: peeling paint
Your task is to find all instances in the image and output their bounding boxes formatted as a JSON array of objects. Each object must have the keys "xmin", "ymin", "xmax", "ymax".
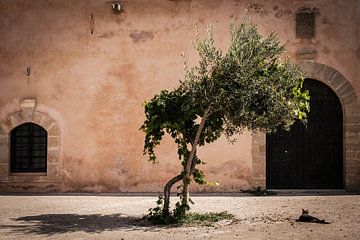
[
  {"xmin": 246, "ymin": 3, "xmax": 268, "ymax": 16},
  {"xmin": 129, "ymin": 30, "xmax": 154, "ymax": 43},
  {"xmin": 98, "ymin": 32, "xmax": 115, "ymax": 39},
  {"xmin": 275, "ymin": 9, "xmax": 292, "ymax": 18}
]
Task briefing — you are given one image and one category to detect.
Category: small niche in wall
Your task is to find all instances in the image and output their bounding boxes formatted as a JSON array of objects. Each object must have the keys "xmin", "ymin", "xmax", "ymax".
[{"xmin": 296, "ymin": 8, "xmax": 315, "ymax": 38}]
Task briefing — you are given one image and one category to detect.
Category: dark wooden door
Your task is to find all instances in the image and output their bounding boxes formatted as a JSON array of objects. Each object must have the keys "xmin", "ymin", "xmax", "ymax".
[{"xmin": 266, "ymin": 79, "xmax": 343, "ymax": 189}]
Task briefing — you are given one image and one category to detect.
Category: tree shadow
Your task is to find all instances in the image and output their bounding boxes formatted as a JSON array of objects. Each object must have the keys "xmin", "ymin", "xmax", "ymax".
[{"xmin": 1, "ymin": 213, "xmax": 173, "ymax": 236}]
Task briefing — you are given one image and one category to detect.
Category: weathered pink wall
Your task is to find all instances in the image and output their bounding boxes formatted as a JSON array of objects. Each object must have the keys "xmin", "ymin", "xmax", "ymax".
[{"xmin": 0, "ymin": 0, "xmax": 359, "ymax": 192}]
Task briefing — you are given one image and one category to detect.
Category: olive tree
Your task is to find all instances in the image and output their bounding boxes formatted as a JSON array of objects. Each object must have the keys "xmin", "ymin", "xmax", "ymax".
[{"xmin": 140, "ymin": 22, "xmax": 309, "ymax": 223}]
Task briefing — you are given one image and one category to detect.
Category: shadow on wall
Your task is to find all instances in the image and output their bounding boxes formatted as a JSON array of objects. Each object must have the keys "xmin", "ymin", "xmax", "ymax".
[{"xmin": 1, "ymin": 213, "xmax": 173, "ymax": 236}]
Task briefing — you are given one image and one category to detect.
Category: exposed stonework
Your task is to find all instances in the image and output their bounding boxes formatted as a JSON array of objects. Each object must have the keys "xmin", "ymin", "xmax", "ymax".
[
  {"xmin": 251, "ymin": 133, "xmax": 266, "ymax": 188},
  {"xmin": 252, "ymin": 62, "xmax": 360, "ymax": 191},
  {"xmin": 295, "ymin": 47, "xmax": 317, "ymax": 60},
  {"xmin": 0, "ymin": 99, "xmax": 62, "ymax": 192}
]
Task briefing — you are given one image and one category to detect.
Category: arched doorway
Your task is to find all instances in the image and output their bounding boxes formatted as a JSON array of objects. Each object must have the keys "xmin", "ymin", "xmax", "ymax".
[{"xmin": 266, "ymin": 79, "xmax": 343, "ymax": 189}]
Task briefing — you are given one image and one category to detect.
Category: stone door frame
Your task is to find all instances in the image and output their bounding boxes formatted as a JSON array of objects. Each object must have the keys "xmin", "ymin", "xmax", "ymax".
[{"xmin": 252, "ymin": 62, "xmax": 360, "ymax": 191}]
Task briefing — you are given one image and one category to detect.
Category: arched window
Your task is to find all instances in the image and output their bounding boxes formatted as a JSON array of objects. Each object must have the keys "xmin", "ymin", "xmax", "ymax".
[{"xmin": 10, "ymin": 123, "xmax": 47, "ymax": 172}]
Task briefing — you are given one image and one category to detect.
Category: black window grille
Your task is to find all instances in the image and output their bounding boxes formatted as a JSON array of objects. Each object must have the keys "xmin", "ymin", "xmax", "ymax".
[
  {"xmin": 10, "ymin": 123, "xmax": 47, "ymax": 172},
  {"xmin": 296, "ymin": 8, "xmax": 315, "ymax": 38}
]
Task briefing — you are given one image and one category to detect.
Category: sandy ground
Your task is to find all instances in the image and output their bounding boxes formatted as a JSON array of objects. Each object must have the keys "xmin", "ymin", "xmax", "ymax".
[{"xmin": 0, "ymin": 194, "xmax": 359, "ymax": 240}]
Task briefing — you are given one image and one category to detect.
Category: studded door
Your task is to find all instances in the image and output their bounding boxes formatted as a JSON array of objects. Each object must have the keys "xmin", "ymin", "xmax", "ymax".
[{"xmin": 266, "ymin": 79, "xmax": 343, "ymax": 189}]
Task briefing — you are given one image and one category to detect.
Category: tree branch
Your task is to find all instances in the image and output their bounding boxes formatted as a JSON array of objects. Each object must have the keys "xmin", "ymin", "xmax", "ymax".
[{"xmin": 184, "ymin": 108, "xmax": 211, "ymax": 179}]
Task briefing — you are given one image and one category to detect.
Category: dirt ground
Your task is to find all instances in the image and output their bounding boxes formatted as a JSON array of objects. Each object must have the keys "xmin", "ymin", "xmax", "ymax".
[{"xmin": 0, "ymin": 194, "xmax": 359, "ymax": 240}]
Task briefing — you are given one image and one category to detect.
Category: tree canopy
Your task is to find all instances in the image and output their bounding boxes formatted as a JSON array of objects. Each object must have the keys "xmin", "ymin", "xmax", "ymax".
[{"xmin": 141, "ymin": 21, "xmax": 310, "ymax": 223}]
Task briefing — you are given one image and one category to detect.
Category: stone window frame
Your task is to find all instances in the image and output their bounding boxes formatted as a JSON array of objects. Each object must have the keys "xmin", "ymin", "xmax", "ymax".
[
  {"xmin": 0, "ymin": 104, "xmax": 62, "ymax": 184},
  {"xmin": 252, "ymin": 62, "xmax": 360, "ymax": 192}
]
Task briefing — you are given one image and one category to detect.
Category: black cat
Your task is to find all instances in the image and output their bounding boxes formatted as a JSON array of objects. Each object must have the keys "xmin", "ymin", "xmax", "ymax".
[{"xmin": 297, "ymin": 209, "xmax": 330, "ymax": 224}]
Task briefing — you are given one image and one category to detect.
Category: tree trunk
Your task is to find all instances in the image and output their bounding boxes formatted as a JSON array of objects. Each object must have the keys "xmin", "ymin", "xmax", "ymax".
[
  {"xmin": 163, "ymin": 174, "xmax": 183, "ymax": 216},
  {"xmin": 181, "ymin": 109, "xmax": 210, "ymax": 207},
  {"xmin": 181, "ymin": 151, "xmax": 198, "ymax": 207}
]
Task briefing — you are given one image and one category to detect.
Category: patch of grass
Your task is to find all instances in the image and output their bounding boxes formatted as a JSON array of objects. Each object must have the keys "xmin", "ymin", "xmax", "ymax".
[
  {"xmin": 241, "ymin": 186, "xmax": 277, "ymax": 196},
  {"xmin": 177, "ymin": 211, "xmax": 235, "ymax": 225},
  {"xmin": 144, "ymin": 211, "xmax": 235, "ymax": 226}
]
